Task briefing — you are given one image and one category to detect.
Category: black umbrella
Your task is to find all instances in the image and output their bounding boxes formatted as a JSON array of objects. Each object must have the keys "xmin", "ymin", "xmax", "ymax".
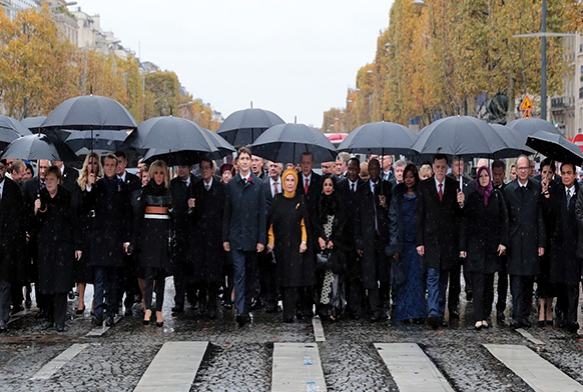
[
  {"xmin": 1, "ymin": 133, "xmax": 78, "ymax": 162},
  {"xmin": 20, "ymin": 116, "xmax": 47, "ymax": 131},
  {"xmin": 337, "ymin": 121, "xmax": 417, "ymax": 155},
  {"xmin": 65, "ymin": 130, "xmax": 128, "ymax": 153},
  {"xmin": 142, "ymin": 148, "xmax": 230, "ymax": 166},
  {"xmin": 412, "ymin": 116, "xmax": 509, "ymax": 159},
  {"xmin": 0, "ymin": 128, "xmax": 22, "ymax": 151},
  {"xmin": 217, "ymin": 108, "xmax": 285, "ymax": 147},
  {"xmin": 507, "ymin": 118, "xmax": 560, "ymax": 145},
  {"xmin": 40, "ymin": 95, "xmax": 138, "ymax": 131},
  {"xmin": 526, "ymin": 130, "xmax": 583, "ymax": 166},
  {"xmin": 249, "ymin": 123, "xmax": 337, "ymax": 163},
  {"xmin": 0, "ymin": 115, "xmax": 32, "ymax": 136},
  {"xmin": 489, "ymin": 124, "xmax": 534, "ymax": 157}
]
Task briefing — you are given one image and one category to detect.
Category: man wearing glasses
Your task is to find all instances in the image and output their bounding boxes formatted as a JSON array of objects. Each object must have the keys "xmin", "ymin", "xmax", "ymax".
[{"xmin": 503, "ymin": 155, "xmax": 546, "ymax": 328}]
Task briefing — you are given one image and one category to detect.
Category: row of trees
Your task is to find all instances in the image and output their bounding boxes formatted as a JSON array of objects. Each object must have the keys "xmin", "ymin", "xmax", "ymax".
[
  {"xmin": 0, "ymin": 5, "xmax": 218, "ymax": 129},
  {"xmin": 324, "ymin": 0, "xmax": 582, "ymax": 132}
]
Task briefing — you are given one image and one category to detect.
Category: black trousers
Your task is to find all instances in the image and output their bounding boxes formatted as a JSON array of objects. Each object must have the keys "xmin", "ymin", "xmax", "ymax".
[
  {"xmin": 144, "ymin": 268, "xmax": 166, "ymax": 312},
  {"xmin": 172, "ymin": 241, "xmax": 190, "ymax": 309},
  {"xmin": 46, "ymin": 292, "xmax": 67, "ymax": 328},
  {"xmin": 282, "ymin": 287, "xmax": 298, "ymax": 321},
  {"xmin": 556, "ymin": 283, "xmax": 580, "ymax": 324},
  {"xmin": 259, "ymin": 252, "xmax": 278, "ymax": 309},
  {"xmin": 471, "ymin": 272, "xmax": 494, "ymax": 322},
  {"xmin": 496, "ymin": 257, "xmax": 508, "ymax": 312},
  {"xmin": 510, "ymin": 275, "xmax": 534, "ymax": 322},
  {"xmin": 118, "ymin": 254, "xmax": 140, "ymax": 309},
  {"xmin": 10, "ymin": 283, "xmax": 24, "ymax": 308},
  {"xmin": 0, "ymin": 280, "xmax": 10, "ymax": 324},
  {"xmin": 345, "ymin": 253, "xmax": 362, "ymax": 315},
  {"xmin": 448, "ymin": 263, "xmax": 461, "ymax": 311}
]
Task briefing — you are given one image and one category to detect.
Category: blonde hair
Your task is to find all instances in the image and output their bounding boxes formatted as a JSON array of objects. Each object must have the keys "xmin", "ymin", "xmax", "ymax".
[
  {"xmin": 78, "ymin": 152, "xmax": 103, "ymax": 189},
  {"xmin": 148, "ymin": 160, "xmax": 170, "ymax": 188}
]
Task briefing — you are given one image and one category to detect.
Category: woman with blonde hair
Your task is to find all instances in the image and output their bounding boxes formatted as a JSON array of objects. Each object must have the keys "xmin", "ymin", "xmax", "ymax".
[
  {"xmin": 74, "ymin": 152, "xmax": 103, "ymax": 314},
  {"xmin": 130, "ymin": 160, "xmax": 173, "ymax": 327}
]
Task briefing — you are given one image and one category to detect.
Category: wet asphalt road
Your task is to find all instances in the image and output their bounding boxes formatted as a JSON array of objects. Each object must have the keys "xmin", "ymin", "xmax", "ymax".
[{"xmin": 0, "ymin": 278, "xmax": 582, "ymax": 391}]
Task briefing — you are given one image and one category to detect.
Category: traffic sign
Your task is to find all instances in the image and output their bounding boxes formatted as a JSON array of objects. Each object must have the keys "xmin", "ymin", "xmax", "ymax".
[
  {"xmin": 519, "ymin": 95, "xmax": 534, "ymax": 111},
  {"xmin": 522, "ymin": 110, "xmax": 532, "ymax": 118}
]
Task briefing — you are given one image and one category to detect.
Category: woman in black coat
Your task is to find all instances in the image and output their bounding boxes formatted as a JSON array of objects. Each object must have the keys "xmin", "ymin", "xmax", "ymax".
[
  {"xmin": 313, "ymin": 174, "xmax": 349, "ymax": 321},
  {"xmin": 266, "ymin": 168, "xmax": 311, "ymax": 322},
  {"xmin": 132, "ymin": 160, "xmax": 172, "ymax": 327},
  {"xmin": 33, "ymin": 166, "xmax": 82, "ymax": 332},
  {"xmin": 459, "ymin": 166, "xmax": 508, "ymax": 330}
]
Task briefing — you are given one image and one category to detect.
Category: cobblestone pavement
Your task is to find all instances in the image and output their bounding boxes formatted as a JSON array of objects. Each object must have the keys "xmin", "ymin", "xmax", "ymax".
[{"xmin": 0, "ymin": 278, "xmax": 582, "ymax": 391}]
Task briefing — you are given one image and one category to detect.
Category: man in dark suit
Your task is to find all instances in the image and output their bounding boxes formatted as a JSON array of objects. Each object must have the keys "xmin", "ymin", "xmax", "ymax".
[
  {"xmin": 416, "ymin": 154, "xmax": 465, "ymax": 328},
  {"xmin": 251, "ymin": 155, "xmax": 267, "ymax": 180},
  {"xmin": 503, "ymin": 155, "xmax": 546, "ymax": 328},
  {"xmin": 53, "ymin": 160, "xmax": 79, "ymax": 192},
  {"xmin": 223, "ymin": 147, "xmax": 267, "ymax": 327},
  {"xmin": 354, "ymin": 158, "xmax": 391, "ymax": 321},
  {"xmin": 84, "ymin": 154, "xmax": 132, "ymax": 326},
  {"xmin": 0, "ymin": 160, "xmax": 26, "ymax": 331},
  {"xmin": 114, "ymin": 151, "xmax": 142, "ymax": 315},
  {"xmin": 259, "ymin": 161, "xmax": 283, "ymax": 313},
  {"xmin": 546, "ymin": 162, "xmax": 579, "ymax": 332},
  {"xmin": 336, "ymin": 158, "xmax": 365, "ymax": 318},
  {"xmin": 189, "ymin": 157, "xmax": 227, "ymax": 318},
  {"xmin": 21, "ymin": 159, "xmax": 51, "ymax": 318},
  {"xmin": 170, "ymin": 163, "xmax": 197, "ymax": 313},
  {"xmin": 491, "ymin": 160, "xmax": 509, "ymax": 320}
]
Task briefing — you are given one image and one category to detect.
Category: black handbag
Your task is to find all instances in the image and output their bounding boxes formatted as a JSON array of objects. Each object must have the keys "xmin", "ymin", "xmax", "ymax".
[
  {"xmin": 390, "ymin": 257, "xmax": 406, "ymax": 286},
  {"xmin": 316, "ymin": 251, "xmax": 331, "ymax": 271}
]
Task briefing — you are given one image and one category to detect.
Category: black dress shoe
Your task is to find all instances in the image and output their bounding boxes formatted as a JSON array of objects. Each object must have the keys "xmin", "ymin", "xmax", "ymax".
[
  {"xmin": 496, "ymin": 311, "xmax": 505, "ymax": 321},
  {"xmin": 207, "ymin": 309, "xmax": 217, "ymax": 319},
  {"xmin": 171, "ymin": 305, "xmax": 184, "ymax": 313},
  {"xmin": 538, "ymin": 320, "xmax": 546, "ymax": 328},
  {"xmin": 91, "ymin": 316, "xmax": 103, "ymax": 326},
  {"xmin": 510, "ymin": 319, "xmax": 522, "ymax": 328},
  {"xmin": 124, "ymin": 308, "xmax": 133, "ymax": 317},
  {"xmin": 568, "ymin": 322, "xmax": 579, "ymax": 333},
  {"xmin": 283, "ymin": 317, "xmax": 294, "ymax": 323},
  {"xmin": 440, "ymin": 318, "xmax": 449, "ymax": 327},
  {"xmin": 521, "ymin": 320, "xmax": 531, "ymax": 328},
  {"xmin": 449, "ymin": 309, "xmax": 460, "ymax": 320},
  {"xmin": 427, "ymin": 315, "xmax": 439, "ymax": 329},
  {"xmin": 105, "ymin": 315, "xmax": 115, "ymax": 327},
  {"xmin": 68, "ymin": 291, "xmax": 75, "ymax": 300},
  {"xmin": 55, "ymin": 325, "xmax": 65, "ymax": 333},
  {"xmin": 370, "ymin": 311, "xmax": 388, "ymax": 322},
  {"xmin": 236, "ymin": 314, "xmax": 247, "ymax": 327}
]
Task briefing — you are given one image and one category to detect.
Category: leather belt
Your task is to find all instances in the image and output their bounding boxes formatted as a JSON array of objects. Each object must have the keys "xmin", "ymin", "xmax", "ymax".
[{"xmin": 145, "ymin": 206, "xmax": 169, "ymax": 214}]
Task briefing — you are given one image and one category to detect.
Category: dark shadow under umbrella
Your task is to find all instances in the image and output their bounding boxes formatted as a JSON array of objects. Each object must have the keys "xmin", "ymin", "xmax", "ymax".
[
  {"xmin": 65, "ymin": 130, "xmax": 128, "ymax": 154},
  {"xmin": 507, "ymin": 118, "xmax": 560, "ymax": 145},
  {"xmin": 337, "ymin": 121, "xmax": 418, "ymax": 156},
  {"xmin": 249, "ymin": 123, "xmax": 337, "ymax": 163},
  {"xmin": 1, "ymin": 133, "xmax": 78, "ymax": 162},
  {"xmin": 20, "ymin": 116, "xmax": 47, "ymax": 131},
  {"xmin": 0, "ymin": 128, "xmax": 22, "ymax": 151},
  {"xmin": 218, "ymin": 108, "xmax": 285, "ymax": 147},
  {"xmin": 526, "ymin": 130, "xmax": 583, "ymax": 166},
  {"xmin": 0, "ymin": 115, "xmax": 32, "ymax": 136}
]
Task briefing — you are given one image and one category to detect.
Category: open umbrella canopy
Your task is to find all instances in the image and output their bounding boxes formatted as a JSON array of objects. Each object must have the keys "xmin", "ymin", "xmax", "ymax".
[
  {"xmin": 65, "ymin": 130, "xmax": 128, "ymax": 153},
  {"xmin": 20, "ymin": 116, "xmax": 47, "ymax": 131},
  {"xmin": 507, "ymin": 118, "xmax": 560, "ymax": 145},
  {"xmin": 526, "ymin": 130, "xmax": 583, "ymax": 166},
  {"xmin": 40, "ymin": 95, "xmax": 138, "ymax": 131},
  {"xmin": 411, "ymin": 116, "xmax": 509, "ymax": 159},
  {"xmin": 1, "ymin": 133, "xmax": 78, "ymax": 162},
  {"xmin": 0, "ymin": 128, "xmax": 22, "ymax": 151},
  {"xmin": 217, "ymin": 108, "xmax": 285, "ymax": 147},
  {"xmin": 337, "ymin": 121, "xmax": 417, "ymax": 155},
  {"xmin": 250, "ymin": 123, "xmax": 337, "ymax": 163},
  {"xmin": 489, "ymin": 123, "xmax": 534, "ymax": 157},
  {"xmin": 0, "ymin": 115, "xmax": 32, "ymax": 136},
  {"xmin": 142, "ymin": 148, "xmax": 229, "ymax": 166}
]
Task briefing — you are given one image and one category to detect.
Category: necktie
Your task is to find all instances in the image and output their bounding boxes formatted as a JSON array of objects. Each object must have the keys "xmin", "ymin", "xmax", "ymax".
[
  {"xmin": 567, "ymin": 189, "xmax": 572, "ymax": 206},
  {"xmin": 304, "ymin": 178, "xmax": 309, "ymax": 194},
  {"xmin": 205, "ymin": 183, "xmax": 210, "ymax": 191},
  {"xmin": 273, "ymin": 182, "xmax": 279, "ymax": 196},
  {"xmin": 373, "ymin": 183, "xmax": 380, "ymax": 235},
  {"xmin": 438, "ymin": 183, "xmax": 443, "ymax": 202},
  {"xmin": 351, "ymin": 182, "xmax": 355, "ymax": 193},
  {"xmin": 183, "ymin": 180, "xmax": 188, "ymax": 190}
]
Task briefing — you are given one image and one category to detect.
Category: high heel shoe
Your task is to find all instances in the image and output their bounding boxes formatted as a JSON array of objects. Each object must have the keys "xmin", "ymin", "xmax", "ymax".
[
  {"xmin": 76, "ymin": 305, "xmax": 86, "ymax": 315},
  {"xmin": 155, "ymin": 311, "xmax": 163, "ymax": 327},
  {"xmin": 538, "ymin": 320, "xmax": 545, "ymax": 327},
  {"xmin": 143, "ymin": 309, "xmax": 152, "ymax": 325}
]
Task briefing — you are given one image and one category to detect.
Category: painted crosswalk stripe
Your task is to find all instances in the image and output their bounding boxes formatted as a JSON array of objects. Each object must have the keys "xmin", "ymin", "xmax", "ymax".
[
  {"xmin": 272, "ymin": 343, "xmax": 327, "ymax": 392},
  {"xmin": 312, "ymin": 317, "xmax": 326, "ymax": 342},
  {"xmin": 133, "ymin": 341, "xmax": 208, "ymax": 392},
  {"xmin": 374, "ymin": 343, "xmax": 454, "ymax": 392},
  {"xmin": 514, "ymin": 328, "xmax": 545, "ymax": 345},
  {"xmin": 30, "ymin": 343, "xmax": 89, "ymax": 380},
  {"xmin": 484, "ymin": 344, "xmax": 583, "ymax": 391}
]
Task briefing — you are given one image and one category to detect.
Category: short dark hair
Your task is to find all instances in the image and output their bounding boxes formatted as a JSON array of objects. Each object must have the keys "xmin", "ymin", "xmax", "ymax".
[
  {"xmin": 301, "ymin": 151, "xmax": 314, "ymax": 160},
  {"xmin": 540, "ymin": 157, "xmax": 556, "ymax": 173},
  {"xmin": 348, "ymin": 157, "xmax": 360, "ymax": 167},
  {"xmin": 114, "ymin": 151, "xmax": 127, "ymax": 161},
  {"xmin": 238, "ymin": 146, "xmax": 252, "ymax": 159},
  {"xmin": 560, "ymin": 161, "xmax": 576, "ymax": 173},
  {"xmin": 200, "ymin": 157, "xmax": 214, "ymax": 169},
  {"xmin": 491, "ymin": 160, "xmax": 506, "ymax": 171},
  {"xmin": 433, "ymin": 154, "xmax": 449, "ymax": 165}
]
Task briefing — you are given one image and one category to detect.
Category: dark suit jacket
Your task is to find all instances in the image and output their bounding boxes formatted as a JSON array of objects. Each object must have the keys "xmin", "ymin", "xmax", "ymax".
[
  {"xmin": 223, "ymin": 173, "xmax": 267, "ymax": 251},
  {"xmin": 416, "ymin": 176, "xmax": 463, "ymax": 270},
  {"xmin": 262, "ymin": 176, "xmax": 281, "ymax": 207},
  {"xmin": 0, "ymin": 178, "xmax": 26, "ymax": 282},
  {"xmin": 170, "ymin": 174, "xmax": 197, "ymax": 239},
  {"xmin": 503, "ymin": 178, "xmax": 546, "ymax": 276},
  {"xmin": 60, "ymin": 165, "xmax": 79, "ymax": 192},
  {"xmin": 120, "ymin": 171, "xmax": 142, "ymax": 194},
  {"xmin": 296, "ymin": 171, "xmax": 322, "ymax": 218}
]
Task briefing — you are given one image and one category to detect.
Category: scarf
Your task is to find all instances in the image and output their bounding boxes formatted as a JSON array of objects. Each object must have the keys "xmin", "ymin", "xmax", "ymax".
[
  {"xmin": 476, "ymin": 166, "xmax": 493, "ymax": 206},
  {"xmin": 282, "ymin": 169, "xmax": 298, "ymax": 199}
]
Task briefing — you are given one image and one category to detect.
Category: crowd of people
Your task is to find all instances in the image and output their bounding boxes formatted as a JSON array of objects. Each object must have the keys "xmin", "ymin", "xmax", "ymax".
[{"xmin": 0, "ymin": 147, "xmax": 582, "ymax": 333}]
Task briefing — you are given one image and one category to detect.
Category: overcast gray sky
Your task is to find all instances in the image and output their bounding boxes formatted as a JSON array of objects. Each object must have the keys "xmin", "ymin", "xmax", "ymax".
[{"xmin": 73, "ymin": 0, "xmax": 393, "ymax": 128}]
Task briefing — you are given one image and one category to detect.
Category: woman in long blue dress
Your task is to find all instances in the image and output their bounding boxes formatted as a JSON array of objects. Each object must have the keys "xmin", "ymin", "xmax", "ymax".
[{"xmin": 387, "ymin": 164, "xmax": 427, "ymax": 323}]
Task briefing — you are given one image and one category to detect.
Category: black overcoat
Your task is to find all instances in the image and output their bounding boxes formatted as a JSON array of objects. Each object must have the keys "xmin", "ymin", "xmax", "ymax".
[
  {"xmin": 459, "ymin": 189, "xmax": 509, "ymax": 274},
  {"xmin": 544, "ymin": 182, "xmax": 581, "ymax": 285},
  {"xmin": 268, "ymin": 193, "xmax": 314, "ymax": 287},
  {"xmin": 313, "ymin": 193, "xmax": 350, "ymax": 273},
  {"xmin": 189, "ymin": 179, "xmax": 227, "ymax": 283},
  {"xmin": 33, "ymin": 186, "xmax": 80, "ymax": 294},
  {"xmin": 82, "ymin": 176, "xmax": 132, "ymax": 268},
  {"xmin": 354, "ymin": 179, "xmax": 391, "ymax": 289},
  {"xmin": 133, "ymin": 180, "xmax": 172, "ymax": 270},
  {"xmin": 0, "ymin": 178, "xmax": 26, "ymax": 282},
  {"xmin": 502, "ymin": 179, "xmax": 546, "ymax": 276},
  {"xmin": 416, "ymin": 177, "xmax": 463, "ymax": 270}
]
